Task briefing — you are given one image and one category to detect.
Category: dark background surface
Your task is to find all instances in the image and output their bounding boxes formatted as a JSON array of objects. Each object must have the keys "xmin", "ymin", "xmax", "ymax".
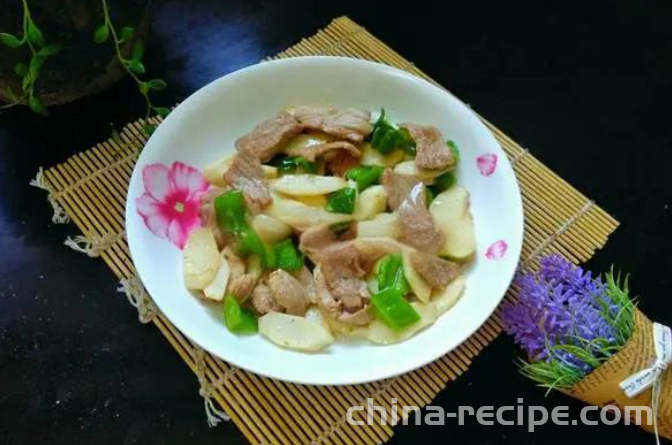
[{"xmin": 1, "ymin": 0, "xmax": 671, "ymax": 444}]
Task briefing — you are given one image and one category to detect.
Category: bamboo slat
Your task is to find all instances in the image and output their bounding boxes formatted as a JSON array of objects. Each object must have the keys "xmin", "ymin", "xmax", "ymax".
[{"xmin": 40, "ymin": 16, "xmax": 618, "ymax": 445}]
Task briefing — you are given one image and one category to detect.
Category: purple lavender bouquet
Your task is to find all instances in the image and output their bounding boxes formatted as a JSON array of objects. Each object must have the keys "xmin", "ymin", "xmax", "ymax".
[{"xmin": 501, "ymin": 254, "xmax": 636, "ymax": 391}]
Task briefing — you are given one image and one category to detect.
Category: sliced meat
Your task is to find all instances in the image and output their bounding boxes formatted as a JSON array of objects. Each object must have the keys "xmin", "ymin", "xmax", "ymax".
[
  {"xmin": 400, "ymin": 123, "xmax": 454, "ymax": 171},
  {"xmin": 381, "ymin": 169, "xmax": 423, "ymax": 210},
  {"xmin": 314, "ymin": 267, "xmax": 340, "ymax": 318},
  {"xmin": 397, "ymin": 181, "xmax": 445, "ymax": 254},
  {"xmin": 317, "ymin": 242, "xmax": 367, "ymax": 282},
  {"xmin": 291, "ymin": 106, "xmax": 372, "ymax": 142},
  {"xmin": 267, "ymin": 269, "xmax": 308, "ymax": 316},
  {"xmin": 250, "ymin": 283, "xmax": 282, "ymax": 315},
  {"xmin": 338, "ymin": 307, "xmax": 373, "ymax": 326},
  {"xmin": 410, "ymin": 251, "xmax": 460, "ymax": 289},
  {"xmin": 285, "ymin": 140, "xmax": 361, "ymax": 162},
  {"xmin": 326, "ymin": 152, "xmax": 361, "ymax": 177},
  {"xmin": 314, "ymin": 267, "xmax": 372, "ymax": 326},
  {"xmin": 224, "ymin": 149, "xmax": 271, "ymax": 212},
  {"xmin": 198, "ymin": 187, "xmax": 232, "ymax": 249},
  {"xmin": 293, "ymin": 266, "xmax": 318, "ymax": 304},
  {"xmin": 224, "ymin": 248, "xmax": 258, "ymax": 300},
  {"xmin": 235, "ymin": 111, "xmax": 303, "ymax": 162},
  {"xmin": 330, "ymin": 278, "xmax": 369, "ymax": 302},
  {"xmin": 299, "ymin": 223, "xmax": 356, "ymax": 257}
]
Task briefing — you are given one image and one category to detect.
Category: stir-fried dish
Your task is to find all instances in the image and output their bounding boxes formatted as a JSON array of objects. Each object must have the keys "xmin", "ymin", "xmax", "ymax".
[{"xmin": 183, "ymin": 106, "xmax": 476, "ymax": 351}]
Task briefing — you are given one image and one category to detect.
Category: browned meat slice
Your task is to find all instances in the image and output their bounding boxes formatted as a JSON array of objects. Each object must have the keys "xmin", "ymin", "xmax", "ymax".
[
  {"xmin": 224, "ymin": 248, "xmax": 258, "ymax": 300},
  {"xmin": 250, "ymin": 283, "xmax": 282, "ymax": 314},
  {"xmin": 410, "ymin": 251, "xmax": 460, "ymax": 289},
  {"xmin": 299, "ymin": 223, "xmax": 356, "ymax": 257},
  {"xmin": 317, "ymin": 242, "xmax": 367, "ymax": 282},
  {"xmin": 291, "ymin": 106, "xmax": 372, "ymax": 142},
  {"xmin": 400, "ymin": 123, "xmax": 455, "ymax": 171},
  {"xmin": 198, "ymin": 187, "xmax": 232, "ymax": 249},
  {"xmin": 267, "ymin": 269, "xmax": 308, "ymax": 316},
  {"xmin": 338, "ymin": 307, "xmax": 373, "ymax": 326},
  {"xmin": 224, "ymin": 149, "xmax": 271, "ymax": 212},
  {"xmin": 293, "ymin": 266, "xmax": 318, "ymax": 304},
  {"xmin": 380, "ymin": 169, "xmax": 423, "ymax": 211},
  {"xmin": 397, "ymin": 182, "xmax": 445, "ymax": 254},
  {"xmin": 314, "ymin": 267, "xmax": 340, "ymax": 318},
  {"xmin": 326, "ymin": 152, "xmax": 361, "ymax": 177},
  {"xmin": 285, "ymin": 140, "xmax": 361, "ymax": 162},
  {"xmin": 235, "ymin": 111, "xmax": 303, "ymax": 162},
  {"xmin": 314, "ymin": 268, "xmax": 372, "ymax": 326},
  {"xmin": 330, "ymin": 278, "xmax": 369, "ymax": 302}
]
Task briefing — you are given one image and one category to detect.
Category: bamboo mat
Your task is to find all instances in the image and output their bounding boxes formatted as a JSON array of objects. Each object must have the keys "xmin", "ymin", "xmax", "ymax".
[{"xmin": 36, "ymin": 16, "xmax": 619, "ymax": 445}]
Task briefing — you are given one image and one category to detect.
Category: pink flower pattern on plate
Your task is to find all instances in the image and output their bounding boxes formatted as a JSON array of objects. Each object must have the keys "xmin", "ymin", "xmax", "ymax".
[
  {"xmin": 476, "ymin": 153, "xmax": 498, "ymax": 176},
  {"xmin": 136, "ymin": 161, "xmax": 209, "ymax": 249},
  {"xmin": 485, "ymin": 240, "xmax": 508, "ymax": 260}
]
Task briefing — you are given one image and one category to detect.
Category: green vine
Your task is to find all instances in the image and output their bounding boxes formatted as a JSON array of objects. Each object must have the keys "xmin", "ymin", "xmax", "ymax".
[
  {"xmin": 0, "ymin": 0, "xmax": 62, "ymax": 114},
  {"xmin": 94, "ymin": 0, "xmax": 169, "ymax": 134}
]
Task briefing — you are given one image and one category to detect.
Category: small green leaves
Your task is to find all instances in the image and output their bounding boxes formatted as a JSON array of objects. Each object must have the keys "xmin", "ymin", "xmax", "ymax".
[
  {"xmin": 27, "ymin": 21, "xmax": 44, "ymax": 46},
  {"xmin": 28, "ymin": 95, "xmax": 47, "ymax": 115},
  {"xmin": 154, "ymin": 107, "xmax": 171, "ymax": 118},
  {"xmin": 37, "ymin": 43, "xmax": 62, "ymax": 57},
  {"xmin": 131, "ymin": 41, "xmax": 144, "ymax": 60},
  {"xmin": 128, "ymin": 59, "xmax": 146, "ymax": 74},
  {"xmin": 1, "ymin": 32, "xmax": 23, "ymax": 48},
  {"xmin": 14, "ymin": 63, "xmax": 28, "ymax": 77},
  {"xmin": 142, "ymin": 124, "xmax": 157, "ymax": 135},
  {"xmin": 4, "ymin": 86, "xmax": 19, "ymax": 102},
  {"xmin": 147, "ymin": 79, "xmax": 167, "ymax": 91},
  {"xmin": 94, "ymin": 24, "xmax": 110, "ymax": 43},
  {"xmin": 119, "ymin": 26, "xmax": 135, "ymax": 42},
  {"xmin": 29, "ymin": 56, "xmax": 45, "ymax": 77}
]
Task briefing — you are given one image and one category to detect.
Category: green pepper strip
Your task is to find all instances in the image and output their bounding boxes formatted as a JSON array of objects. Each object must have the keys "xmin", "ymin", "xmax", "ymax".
[
  {"xmin": 269, "ymin": 155, "xmax": 317, "ymax": 174},
  {"xmin": 325, "ymin": 187, "xmax": 356, "ymax": 214},
  {"xmin": 370, "ymin": 108, "xmax": 416, "ymax": 155},
  {"xmin": 447, "ymin": 140, "xmax": 460, "ymax": 163},
  {"xmin": 377, "ymin": 254, "xmax": 410, "ymax": 296},
  {"xmin": 370, "ymin": 288, "xmax": 420, "ymax": 330},
  {"xmin": 214, "ymin": 190, "xmax": 275, "ymax": 268},
  {"xmin": 274, "ymin": 238, "xmax": 303, "ymax": 271},
  {"xmin": 344, "ymin": 165, "xmax": 384, "ymax": 191},
  {"xmin": 223, "ymin": 294, "xmax": 258, "ymax": 333}
]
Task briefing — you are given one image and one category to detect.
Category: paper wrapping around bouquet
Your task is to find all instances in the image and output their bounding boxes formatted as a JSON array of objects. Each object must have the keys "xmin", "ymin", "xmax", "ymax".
[{"xmin": 566, "ymin": 310, "xmax": 672, "ymax": 438}]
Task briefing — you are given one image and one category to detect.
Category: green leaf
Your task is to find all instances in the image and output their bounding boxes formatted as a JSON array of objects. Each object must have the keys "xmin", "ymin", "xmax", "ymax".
[
  {"xmin": 138, "ymin": 81, "xmax": 149, "ymax": 94},
  {"xmin": 14, "ymin": 63, "xmax": 28, "ymax": 77},
  {"xmin": 142, "ymin": 123, "xmax": 156, "ymax": 135},
  {"xmin": 154, "ymin": 107, "xmax": 171, "ymax": 118},
  {"xmin": 147, "ymin": 79, "xmax": 167, "ymax": 91},
  {"xmin": 37, "ymin": 43, "xmax": 62, "ymax": 57},
  {"xmin": 119, "ymin": 26, "xmax": 135, "ymax": 42},
  {"xmin": 131, "ymin": 41, "xmax": 144, "ymax": 60},
  {"xmin": 27, "ymin": 22, "xmax": 45, "ymax": 47},
  {"xmin": 128, "ymin": 59, "xmax": 145, "ymax": 75},
  {"xmin": 22, "ymin": 73, "xmax": 33, "ymax": 91},
  {"xmin": 1, "ymin": 33, "xmax": 23, "ymax": 48},
  {"xmin": 4, "ymin": 86, "xmax": 19, "ymax": 102},
  {"xmin": 29, "ymin": 56, "xmax": 45, "ymax": 78},
  {"xmin": 93, "ymin": 24, "xmax": 109, "ymax": 43},
  {"xmin": 28, "ymin": 95, "xmax": 47, "ymax": 115}
]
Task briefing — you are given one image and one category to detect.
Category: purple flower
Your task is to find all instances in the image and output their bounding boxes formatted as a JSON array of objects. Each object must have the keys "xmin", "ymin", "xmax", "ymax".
[{"xmin": 501, "ymin": 255, "xmax": 618, "ymax": 374}]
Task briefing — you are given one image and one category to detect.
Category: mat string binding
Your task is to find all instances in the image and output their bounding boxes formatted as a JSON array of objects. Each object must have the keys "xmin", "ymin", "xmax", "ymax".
[
  {"xmin": 64, "ymin": 232, "xmax": 124, "ymax": 258},
  {"xmin": 30, "ymin": 167, "xmax": 70, "ymax": 224},
  {"xmin": 116, "ymin": 276, "xmax": 159, "ymax": 324},
  {"xmin": 194, "ymin": 347, "xmax": 231, "ymax": 427}
]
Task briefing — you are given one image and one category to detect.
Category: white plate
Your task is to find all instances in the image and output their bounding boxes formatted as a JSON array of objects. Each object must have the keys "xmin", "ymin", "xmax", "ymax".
[{"xmin": 125, "ymin": 57, "xmax": 523, "ymax": 385}]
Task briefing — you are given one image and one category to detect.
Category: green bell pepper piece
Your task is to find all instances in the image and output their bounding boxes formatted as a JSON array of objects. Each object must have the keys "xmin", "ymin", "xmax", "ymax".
[
  {"xmin": 274, "ymin": 238, "xmax": 303, "ymax": 271},
  {"xmin": 214, "ymin": 190, "xmax": 247, "ymax": 233},
  {"xmin": 270, "ymin": 155, "xmax": 317, "ymax": 174},
  {"xmin": 377, "ymin": 254, "xmax": 410, "ymax": 295},
  {"xmin": 224, "ymin": 294, "xmax": 258, "ymax": 334},
  {"xmin": 238, "ymin": 227, "xmax": 276, "ymax": 269},
  {"xmin": 433, "ymin": 171, "xmax": 456, "ymax": 192},
  {"xmin": 447, "ymin": 140, "xmax": 460, "ymax": 163},
  {"xmin": 344, "ymin": 165, "xmax": 384, "ymax": 191},
  {"xmin": 325, "ymin": 188, "xmax": 356, "ymax": 214},
  {"xmin": 370, "ymin": 288, "xmax": 420, "ymax": 330}
]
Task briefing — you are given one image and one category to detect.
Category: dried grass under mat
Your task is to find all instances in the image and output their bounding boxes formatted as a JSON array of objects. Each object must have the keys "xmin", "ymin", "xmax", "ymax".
[{"xmin": 35, "ymin": 16, "xmax": 619, "ymax": 445}]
